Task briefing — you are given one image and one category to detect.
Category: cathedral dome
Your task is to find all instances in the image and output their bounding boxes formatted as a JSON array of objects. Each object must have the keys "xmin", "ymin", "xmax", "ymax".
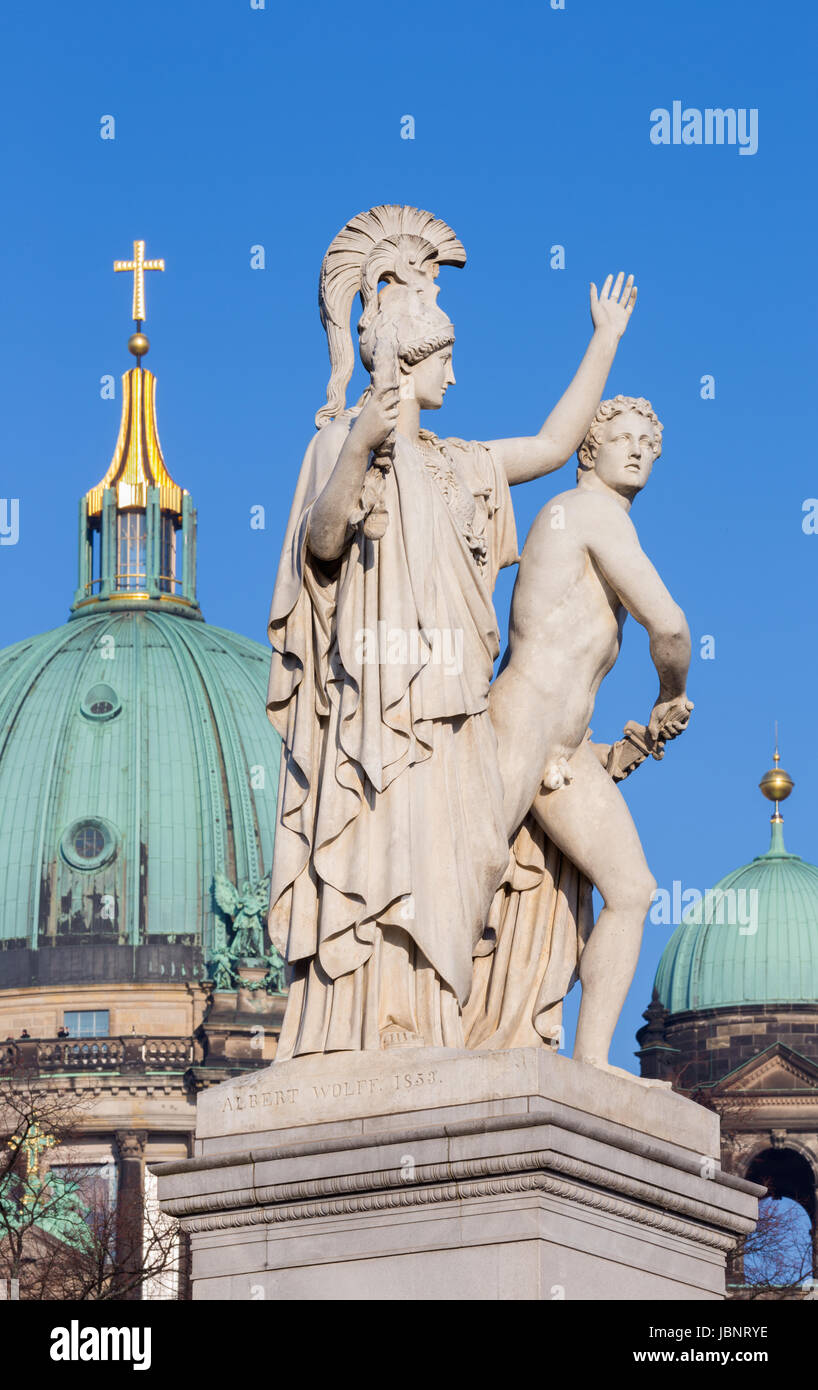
[
  {"xmin": 0, "ymin": 256, "xmax": 280, "ymax": 989},
  {"xmin": 654, "ymin": 796, "xmax": 818, "ymax": 1014},
  {"xmin": 0, "ymin": 245, "xmax": 282, "ymax": 1304},
  {"xmin": 0, "ymin": 609, "xmax": 279, "ymax": 969}
]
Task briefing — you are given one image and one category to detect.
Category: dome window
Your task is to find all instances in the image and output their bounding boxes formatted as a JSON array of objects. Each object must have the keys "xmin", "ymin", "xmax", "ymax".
[
  {"xmin": 117, "ymin": 509, "xmax": 147, "ymax": 591},
  {"xmin": 74, "ymin": 825, "xmax": 105, "ymax": 859},
  {"xmin": 60, "ymin": 817, "xmax": 118, "ymax": 871},
  {"xmin": 80, "ymin": 683, "xmax": 121, "ymax": 722}
]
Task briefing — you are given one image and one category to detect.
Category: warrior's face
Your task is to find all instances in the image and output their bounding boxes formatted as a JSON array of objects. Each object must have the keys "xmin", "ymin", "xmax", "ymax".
[
  {"xmin": 592, "ymin": 410, "xmax": 660, "ymax": 496},
  {"xmin": 403, "ymin": 345, "xmax": 456, "ymax": 410}
]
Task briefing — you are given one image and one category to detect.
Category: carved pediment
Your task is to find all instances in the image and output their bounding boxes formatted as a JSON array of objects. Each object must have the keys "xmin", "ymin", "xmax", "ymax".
[{"xmin": 716, "ymin": 1044, "xmax": 818, "ymax": 1095}]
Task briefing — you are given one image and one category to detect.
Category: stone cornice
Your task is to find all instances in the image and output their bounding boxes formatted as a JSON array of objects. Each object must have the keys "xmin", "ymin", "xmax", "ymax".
[
  {"xmin": 156, "ymin": 1106, "xmax": 756, "ymax": 1197},
  {"xmin": 170, "ymin": 1150, "xmax": 744, "ymax": 1253}
]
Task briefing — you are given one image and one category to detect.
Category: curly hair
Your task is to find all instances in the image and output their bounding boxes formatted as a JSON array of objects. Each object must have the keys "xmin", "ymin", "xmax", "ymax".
[
  {"xmin": 577, "ymin": 395, "xmax": 663, "ymax": 480},
  {"xmin": 399, "ymin": 329, "xmax": 455, "ymax": 365}
]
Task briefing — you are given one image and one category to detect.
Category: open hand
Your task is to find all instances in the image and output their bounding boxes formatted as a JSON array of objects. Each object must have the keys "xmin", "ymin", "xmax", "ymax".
[{"xmin": 590, "ymin": 272, "xmax": 638, "ymax": 339}]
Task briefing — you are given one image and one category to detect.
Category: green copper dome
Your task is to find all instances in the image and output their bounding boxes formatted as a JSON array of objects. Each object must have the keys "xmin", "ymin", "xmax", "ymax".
[
  {"xmin": 655, "ymin": 818, "xmax": 818, "ymax": 1013},
  {"xmin": 0, "ymin": 608, "xmax": 280, "ymax": 953},
  {"xmin": 0, "ymin": 333, "xmax": 280, "ymax": 972}
]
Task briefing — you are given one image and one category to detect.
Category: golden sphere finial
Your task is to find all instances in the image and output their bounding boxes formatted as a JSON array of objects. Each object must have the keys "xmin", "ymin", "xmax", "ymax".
[
  {"xmin": 759, "ymin": 730, "xmax": 794, "ymax": 807},
  {"xmin": 128, "ymin": 332, "xmax": 150, "ymax": 359}
]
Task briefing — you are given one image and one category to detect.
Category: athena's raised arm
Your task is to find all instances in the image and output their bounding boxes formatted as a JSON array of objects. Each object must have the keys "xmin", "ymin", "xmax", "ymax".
[{"xmin": 485, "ymin": 273, "xmax": 638, "ymax": 486}]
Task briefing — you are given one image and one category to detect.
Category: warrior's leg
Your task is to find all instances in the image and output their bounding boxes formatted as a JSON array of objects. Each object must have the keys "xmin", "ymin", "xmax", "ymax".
[
  {"xmin": 489, "ymin": 664, "xmax": 552, "ymax": 839},
  {"xmin": 530, "ymin": 742, "xmax": 656, "ymax": 1069}
]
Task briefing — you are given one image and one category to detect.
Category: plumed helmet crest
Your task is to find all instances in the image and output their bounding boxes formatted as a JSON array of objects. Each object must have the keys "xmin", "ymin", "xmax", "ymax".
[{"xmin": 316, "ymin": 205, "xmax": 466, "ymax": 427}]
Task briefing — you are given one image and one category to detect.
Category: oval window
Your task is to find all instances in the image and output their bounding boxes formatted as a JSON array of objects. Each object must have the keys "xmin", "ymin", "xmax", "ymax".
[
  {"xmin": 60, "ymin": 818, "xmax": 118, "ymax": 871},
  {"xmin": 80, "ymin": 684, "xmax": 121, "ymax": 722},
  {"xmin": 73, "ymin": 825, "xmax": 105, "ymax": 859}
]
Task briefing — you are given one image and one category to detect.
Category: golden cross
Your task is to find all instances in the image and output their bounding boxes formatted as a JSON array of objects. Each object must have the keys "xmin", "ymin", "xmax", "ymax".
[
  {"xmin": 9, "ymin": 1121, "xmax": 57, "ymax": 1198},
  {"xmin": 114, "ymin": 239, "xmax": 165, "ymax": 324}
]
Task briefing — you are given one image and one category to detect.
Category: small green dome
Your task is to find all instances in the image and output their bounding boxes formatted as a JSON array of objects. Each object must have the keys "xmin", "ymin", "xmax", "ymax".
[
  {"xmin": 0, "ymin": 608, "xmax": 280, "ymax": 954},
  {"xmin": 655, "ymin": 819, "xmax": 818, "ymax": 1013}
]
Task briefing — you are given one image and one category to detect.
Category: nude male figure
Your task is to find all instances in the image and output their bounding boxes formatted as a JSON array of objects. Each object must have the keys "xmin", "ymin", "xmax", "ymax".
[{"xmin": 489, "ymin": 395, "xmax": 693, "ymax": 1073}]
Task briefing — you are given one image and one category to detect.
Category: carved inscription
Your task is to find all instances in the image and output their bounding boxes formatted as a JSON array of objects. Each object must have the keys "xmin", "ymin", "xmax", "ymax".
[
  {"xmin": 312, "ymin": 1078, "xmax": 382, "ymax": 1099},
  {"xmin": 220, "ymin": 1067, "xmax": 444, "ymax": 1118},
  {"xmin": 393, "ymin": 1070, "xmax": 439, "ymax": 1090},
  {"xmin": 222, "ymin": 1087, "xmax": 298, "ymax": 1113}
]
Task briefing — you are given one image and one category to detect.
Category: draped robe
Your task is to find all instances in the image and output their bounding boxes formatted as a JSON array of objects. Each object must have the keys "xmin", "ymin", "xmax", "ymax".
[
  {"xmin": 266, "ymin": 413, "xmax": 518, "ymax": 1056},
  {"xmin": 463, "ymin": 815, "xmax": 594, "ymax": 1050}
]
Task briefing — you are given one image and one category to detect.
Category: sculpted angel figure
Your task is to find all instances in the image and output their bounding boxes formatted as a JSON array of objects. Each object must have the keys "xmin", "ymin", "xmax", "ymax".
[
  {"xmin": 266, "ymin": 205, "xmax": 638, "ymax": 1057},
  {"xmin": 213, "ymin": 871, "xmax": 272, "ymax": 960},
  {"xmin": 464, "ymin": 396, "xmax": 693, "ymax": 1071}
]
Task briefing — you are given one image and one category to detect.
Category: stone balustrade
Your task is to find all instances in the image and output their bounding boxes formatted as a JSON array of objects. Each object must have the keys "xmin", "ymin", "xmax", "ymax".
[{"xmin": 1, "ymin": 1035, "xmax": 195, "ymax": 1073}]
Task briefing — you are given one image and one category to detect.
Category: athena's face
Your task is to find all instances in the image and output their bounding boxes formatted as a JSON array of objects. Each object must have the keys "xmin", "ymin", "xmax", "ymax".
[
  {"xmin": 403, "ymin": 346, "xmax": 456, "ymax": 410},
  {"xmin": 593, "ymin": 411, "xmax": 659, "ymax": 495}
]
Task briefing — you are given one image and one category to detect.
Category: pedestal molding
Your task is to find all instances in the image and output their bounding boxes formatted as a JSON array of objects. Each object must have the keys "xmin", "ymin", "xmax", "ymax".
[
  {"xmin": 175, "ymin": 1167, "xmax": 739, "ymax": 1252},
  {"xmin": 156, "ymin": 1104, "xmax": 755, "ymax": 1195},
  {"xmin": 166, "ymin": 1140, "xmax": 754, "ymax": 1250}
]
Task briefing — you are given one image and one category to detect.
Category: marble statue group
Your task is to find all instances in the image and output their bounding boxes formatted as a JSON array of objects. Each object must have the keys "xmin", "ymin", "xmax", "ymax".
[{"xmin": 265, "ymin": 205, "xmax": 693, "ymax": 1075}]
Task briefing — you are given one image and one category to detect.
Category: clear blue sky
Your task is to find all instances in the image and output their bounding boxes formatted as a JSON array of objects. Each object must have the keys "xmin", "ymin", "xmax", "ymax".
[{"xmin": 2, "ymin": 0, "xmax": 816, "ymax": 1068}]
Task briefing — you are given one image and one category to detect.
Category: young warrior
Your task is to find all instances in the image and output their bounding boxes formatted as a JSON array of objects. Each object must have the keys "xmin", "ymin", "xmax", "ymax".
[
  {"xmin": 480, "ymin": 396, "xmax": 693, "ymax": 1071},
  {"xmin": 267, "ymin": 205, "xmax": 637, "ymax": 1057}
]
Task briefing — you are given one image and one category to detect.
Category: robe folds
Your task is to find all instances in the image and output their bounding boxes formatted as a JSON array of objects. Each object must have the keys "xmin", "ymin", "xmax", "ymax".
[
  {"xmin": 463, "ymin": 816, "xmax": 594, "ymax": 1051},
  {"xmin": 266, "ymin": 413, "xmax": 518, "ymax": 1056}
]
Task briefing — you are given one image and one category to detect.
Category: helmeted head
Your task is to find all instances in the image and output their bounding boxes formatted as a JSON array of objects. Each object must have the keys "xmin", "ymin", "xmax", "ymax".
[
  {"xmin": 577, "ymin": 395, "xmax": 663, "ymax": 495},
  {"xmin": 316, "ymin": 206, "xmax": 466, "ymax": 426},
  {"xmin": 360, "ymin": 267, "xmax": 457, "ymax": 411}
]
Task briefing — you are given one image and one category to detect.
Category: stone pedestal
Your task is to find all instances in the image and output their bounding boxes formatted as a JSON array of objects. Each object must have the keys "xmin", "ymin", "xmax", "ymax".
[
  {"xmin": 155, "ymin": 1048, "xmax": 761, "ymax": 1301},
  {"xmin": 197, "ymin": 979, "xmax": 286, "ymax": 1067}
]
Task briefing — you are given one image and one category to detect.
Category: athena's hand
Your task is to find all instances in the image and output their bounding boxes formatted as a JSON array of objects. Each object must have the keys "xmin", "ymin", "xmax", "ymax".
[
  {"xmin": 356, "ymin": 325, "xmax": 400, "ymax": 453},
  {"xmin": 590, "ymin": 272, "xmax": 638, "ymax": 339},
  {"xmin": 355, "ymin": 385, "xmax": 399, "ymax": 454}
]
